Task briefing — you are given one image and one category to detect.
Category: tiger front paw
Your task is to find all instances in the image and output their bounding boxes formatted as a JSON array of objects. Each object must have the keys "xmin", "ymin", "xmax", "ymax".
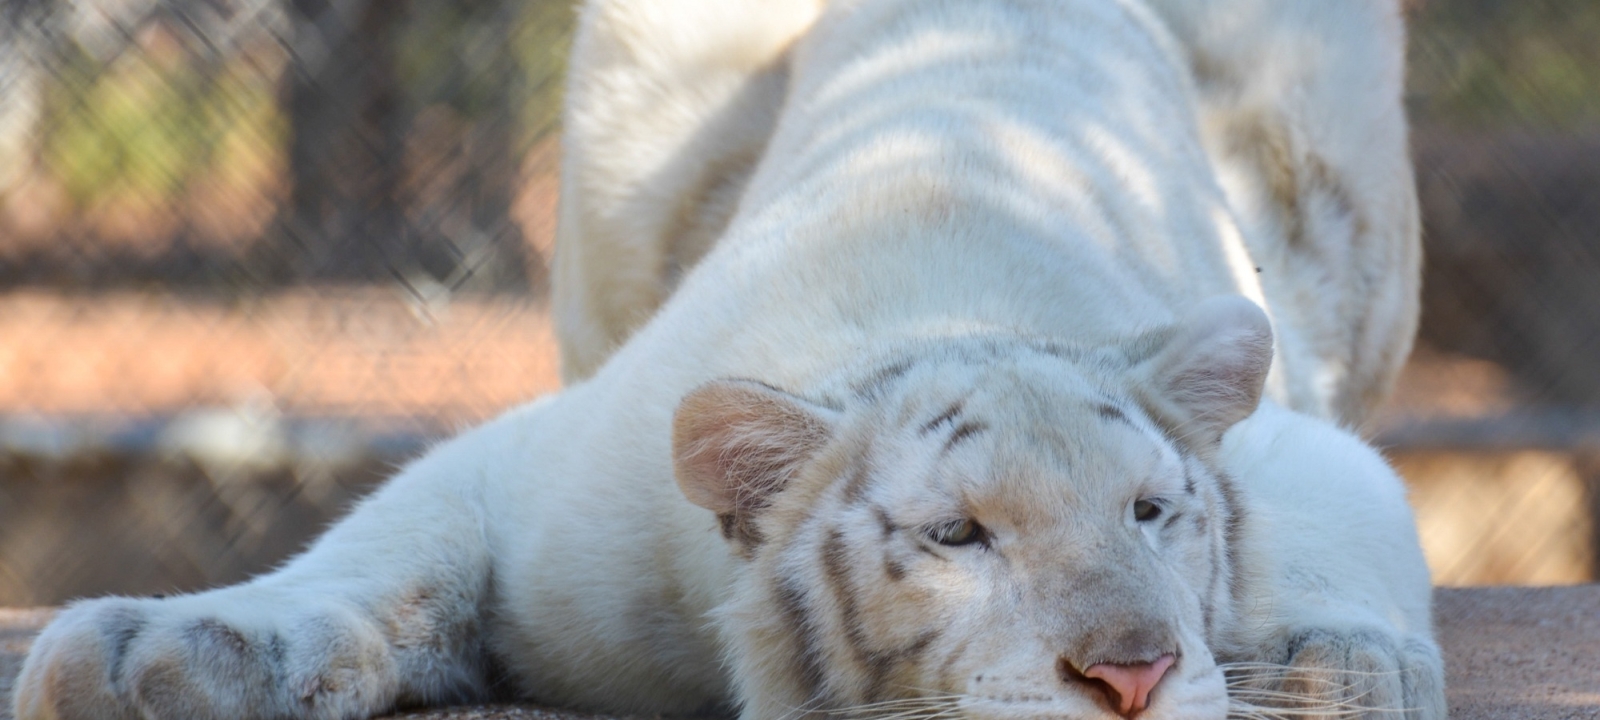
[
  {"xmin": 1228, "ymin": 626, "xmax": 1445, "ymax": 720},
  {"xmin": 13, "ymin": 594, "xmax": 400, "ymax": 720}
]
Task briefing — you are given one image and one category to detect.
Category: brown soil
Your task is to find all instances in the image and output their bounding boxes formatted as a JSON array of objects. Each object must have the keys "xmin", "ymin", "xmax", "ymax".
[
  {"xmin": 0, "ymin": 289, "xmax": 562, "ymax": 426},
  {"xmin": 0, "ymin": 288, "xmax": 1522, "ymax": 425}
]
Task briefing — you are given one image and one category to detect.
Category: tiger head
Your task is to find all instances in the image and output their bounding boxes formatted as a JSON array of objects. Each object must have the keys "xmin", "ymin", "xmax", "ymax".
[{"xmin": 672, "ymin": 296, "xmax": 1273, "ymax": 720}]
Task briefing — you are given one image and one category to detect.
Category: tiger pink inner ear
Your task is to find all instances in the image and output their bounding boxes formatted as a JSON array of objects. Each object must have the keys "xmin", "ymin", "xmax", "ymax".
[
  {"xmin": 1133, "ymin": 295, "xmax": 1273, "ymax": 447},
  {"xmin": 672, "ymin": 380, "xmax": 840, "ymax": 516}
]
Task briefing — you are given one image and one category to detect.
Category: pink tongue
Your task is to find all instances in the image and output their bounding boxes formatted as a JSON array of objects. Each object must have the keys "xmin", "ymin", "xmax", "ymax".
[{"xmin": 1083, "ymin": 654, "xmax": 1176, "ymax": 715}]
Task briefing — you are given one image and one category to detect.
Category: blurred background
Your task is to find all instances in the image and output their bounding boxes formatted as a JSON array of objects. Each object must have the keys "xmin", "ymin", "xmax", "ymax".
[{"xmin": 0, "ymin": 0, "xmax": 1596, "ymax": 606}]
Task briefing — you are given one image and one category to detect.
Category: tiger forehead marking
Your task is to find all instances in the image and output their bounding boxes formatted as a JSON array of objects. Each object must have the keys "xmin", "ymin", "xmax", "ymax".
[{"xmin": 832, "ymin": 352, "xmax": 1202, "ymax": 542}]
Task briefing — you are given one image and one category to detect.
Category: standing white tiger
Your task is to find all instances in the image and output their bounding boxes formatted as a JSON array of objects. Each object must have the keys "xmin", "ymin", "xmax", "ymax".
[{"xmin": 15, "ymin": 1, "xmax": 1443, "ymax": 719}]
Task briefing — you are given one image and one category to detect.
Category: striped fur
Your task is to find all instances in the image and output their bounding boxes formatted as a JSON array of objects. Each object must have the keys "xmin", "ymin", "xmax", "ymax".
[
  {"xmin": 712, "ymin": 333, "xmax": 1251, "ymax": 719},
  {"xmin": 14, "ymin": 1, "xmax": 1443, "ymax": 719}
]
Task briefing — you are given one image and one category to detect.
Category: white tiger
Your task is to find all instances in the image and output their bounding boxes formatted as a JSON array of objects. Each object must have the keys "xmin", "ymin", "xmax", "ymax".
[{"xmin": 14, "ymin": 1, "xmax": 1443, "ymax": 719}]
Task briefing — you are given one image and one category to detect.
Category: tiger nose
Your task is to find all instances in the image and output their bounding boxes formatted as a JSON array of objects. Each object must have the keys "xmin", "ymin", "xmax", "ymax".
[{"xmin": 1062, "ymin": 653, "xmax": 1175, "ymax": 717}]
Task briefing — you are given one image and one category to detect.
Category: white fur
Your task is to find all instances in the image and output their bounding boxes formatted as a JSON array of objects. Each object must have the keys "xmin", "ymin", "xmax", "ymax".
[
  {"xmin": 554, "ymin": 0, "xmax": 1419, "ymax": 429},
  {"xmin": 14, "ymin": 1, "xmax": 1442, "ymax": 719}
]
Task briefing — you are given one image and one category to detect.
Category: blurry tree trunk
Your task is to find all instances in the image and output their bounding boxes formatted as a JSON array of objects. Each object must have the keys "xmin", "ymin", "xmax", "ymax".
[
  {"xmin": 268, "ymin": 0, "xmax": 532, "ymax": 294},
  {"xmin": 0, "ymin": 0, "xmax": 55, "ymax": 198},
  {"xmin": 273, "ymin": 0, "xmax": 410, "ymax": 285},
  {"xmin": 446, "ymin": 0, "xmax": 538, "ymax": 294}
]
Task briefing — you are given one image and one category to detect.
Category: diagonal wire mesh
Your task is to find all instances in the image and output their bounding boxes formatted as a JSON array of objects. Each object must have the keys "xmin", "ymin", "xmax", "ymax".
[
  {"xmin": 1388, "ymin": 0, "xmax": 1600, "ymax": 585},
  {"xmin": 0, "ymin": 0, "xmax": 1598, "ymax": 605},
  {"xmin": 0, "ymin": 0, "xmax": 571, "ymax": 605}
]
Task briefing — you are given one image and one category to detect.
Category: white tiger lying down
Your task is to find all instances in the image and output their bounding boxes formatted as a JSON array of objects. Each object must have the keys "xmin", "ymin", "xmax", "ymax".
[{"xmin": 15, "ymin": 0, "xmax": 1444, "ymax": 718}]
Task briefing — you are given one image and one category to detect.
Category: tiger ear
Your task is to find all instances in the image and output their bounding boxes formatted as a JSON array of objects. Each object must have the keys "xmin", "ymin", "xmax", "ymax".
[
  {"xmin": 673, "ymin": 380, "xmax": 840, "ymax": 519},
  {"xmin": 1130, "ymin": 296, "xmax": 1273, "ymax": 449}
]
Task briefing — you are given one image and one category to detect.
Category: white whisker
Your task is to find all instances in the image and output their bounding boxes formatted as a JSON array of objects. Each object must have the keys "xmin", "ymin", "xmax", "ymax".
[
  {"xmin": 820, "ymin": 690, "xmax": 967, "ymax": 720},
  {"xmin": 1222, "ymin": 661, "xmax": 1407, "ymax": 679}
]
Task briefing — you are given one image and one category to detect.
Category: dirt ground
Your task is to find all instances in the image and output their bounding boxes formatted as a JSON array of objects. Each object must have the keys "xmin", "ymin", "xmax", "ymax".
[
  {"xmin": 4, "ymin": 586, "xmax": 1599, "ymax": 719},
  {"xmin": 0, "ymin": 288, "xmax": 1530, "ymax": 425},
  {"xmin": 0, "ymin": 289, "xmax": 562, "ymax": 425}
]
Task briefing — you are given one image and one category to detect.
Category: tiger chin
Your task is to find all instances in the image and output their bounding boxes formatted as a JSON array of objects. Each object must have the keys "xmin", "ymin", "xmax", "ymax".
[{"xmin": 16, "ymin": 0, "xmax": 1445, "ymax": 718}]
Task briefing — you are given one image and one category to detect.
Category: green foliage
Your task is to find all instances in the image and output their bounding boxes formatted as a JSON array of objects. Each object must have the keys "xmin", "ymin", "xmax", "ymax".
[
  {"xmin": 1410, "ymin": 0, "xmax": 1600, "ymax": 128},
  {"xmin": 36, "ymin": 0, "xmax": 573, "ymax": 212},
  {"xmin": 41, "ymin": 41, "xmax": 284, "ymax": 206},
  {"xmin": 393, "ymin": 0, "xmax": 574, "ymax": 148},
  {"xmin": 517, "ymin": 0, "xmax": 577, "ymax": 142}
]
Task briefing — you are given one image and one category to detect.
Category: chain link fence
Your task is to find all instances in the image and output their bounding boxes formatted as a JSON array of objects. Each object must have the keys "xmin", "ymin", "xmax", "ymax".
[
  {"xmin": 1, "ymin": 0, "xmax": 1597, "ymax": 605},
  {"xmin": 0, "ymin": 0, "xmax": 571, "ymax": 604},
  {"xmin": 1384, "ymin": 0, "xmax": 1600, "ymax": 586}
]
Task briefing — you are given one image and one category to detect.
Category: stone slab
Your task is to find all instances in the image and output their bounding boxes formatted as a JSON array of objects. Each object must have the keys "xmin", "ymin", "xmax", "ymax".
[
  {"xmin": 1434, "ymin": 586, "xmax": 1600, "ymax": 718},
  {"xmin": 3, "ymin": 587, "xmax": 1598, "ymax": 719}
]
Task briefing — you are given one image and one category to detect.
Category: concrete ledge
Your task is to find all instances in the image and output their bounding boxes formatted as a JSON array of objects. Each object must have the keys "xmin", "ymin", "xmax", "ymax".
[
  {"xmin": 4, "ymin": 587, "xmax": 1598, "ymax": 719},
  {"xmin": 1434, "ymin": 586, "xmax": 1600, "ymax": 718}
]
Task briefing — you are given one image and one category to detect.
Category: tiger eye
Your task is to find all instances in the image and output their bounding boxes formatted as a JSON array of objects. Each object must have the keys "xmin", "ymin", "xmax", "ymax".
[
  {"xmin": 931, "ymin": 518, "xmax": 984, "ymax": 546},
  {"xmin": 1133, "ymin": 499, "xmax": 1162, "ymax": 522}
]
